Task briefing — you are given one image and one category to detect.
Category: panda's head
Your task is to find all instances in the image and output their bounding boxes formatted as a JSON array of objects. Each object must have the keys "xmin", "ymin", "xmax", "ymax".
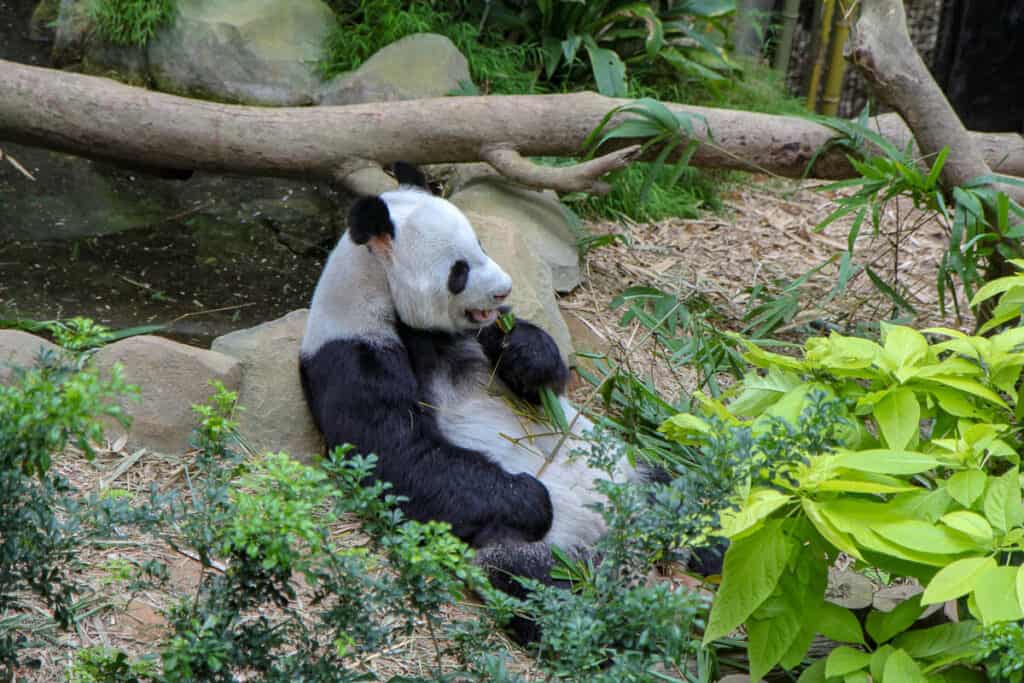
[{"xmin": 347, "ymin": 181, "xmax": 513, "ymax": 334}]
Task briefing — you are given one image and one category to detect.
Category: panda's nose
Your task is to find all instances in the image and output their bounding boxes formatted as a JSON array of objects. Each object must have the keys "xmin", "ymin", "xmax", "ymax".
[{"xmin": 493, "ymin": 288, "xmax": 511, "ymax": 303}]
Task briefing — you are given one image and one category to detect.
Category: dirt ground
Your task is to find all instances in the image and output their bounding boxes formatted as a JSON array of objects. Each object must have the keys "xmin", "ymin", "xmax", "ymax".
[{"xmin": 19, "ymin": 175, "xmax": 969, "ymax": 681}]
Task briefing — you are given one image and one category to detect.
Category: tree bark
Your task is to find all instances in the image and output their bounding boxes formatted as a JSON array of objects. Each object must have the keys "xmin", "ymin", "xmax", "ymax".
[
  {"xmin": 848, "ymin": 0, "xmax": 1024, "ymax": 205},
  {"xmin": 1, "ymin": 58, "xmax": 1022, "ymax": 194}
]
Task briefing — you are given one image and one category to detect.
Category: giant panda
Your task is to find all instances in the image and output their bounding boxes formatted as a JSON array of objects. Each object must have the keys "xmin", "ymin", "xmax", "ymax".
[{"xmin": 299, "ymin": 163, "xmax": 643, "ymax": 612}]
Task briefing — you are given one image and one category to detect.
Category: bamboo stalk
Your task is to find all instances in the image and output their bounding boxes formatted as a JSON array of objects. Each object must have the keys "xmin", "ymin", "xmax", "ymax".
[
  {"xmin": 821, "ymin": 0, "xmax": 857, "ymax": 116},
  {"xmin": 805, "ymin": 0, "xmax": 836, "ymax": 111},
  {"xmin": 772, "ymin": 0, "xmax": 802, "ymax": 75}
]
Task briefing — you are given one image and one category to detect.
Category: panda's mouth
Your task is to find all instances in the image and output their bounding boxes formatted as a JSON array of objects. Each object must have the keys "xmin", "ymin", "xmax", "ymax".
[{"xmin": 466, "ymin": 308, "xmax": 498, "ymax": 325}]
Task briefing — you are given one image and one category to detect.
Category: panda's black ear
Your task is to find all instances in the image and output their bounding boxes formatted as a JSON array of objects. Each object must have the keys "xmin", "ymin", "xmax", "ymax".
[
  {"xmin": 392, "ymin": 162, "xmax": 429, "ymax": 191},
  {"xmin": 348, "ymin": 196, "xmax": 394, "ymax": 245}
]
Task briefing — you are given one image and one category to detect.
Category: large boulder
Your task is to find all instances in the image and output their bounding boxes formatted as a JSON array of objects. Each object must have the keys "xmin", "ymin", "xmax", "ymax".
[
  {"xmin": 0, "ymin": 330, "xmax": 61, "ymax": 385},
  {"xmin": 147, "ymin": 0, "xmax": 335, "ymax": 105},
  {"xmin": 54, "ymin": 0, "xmax": 335, "ymax": 105},
  {"xmin": 450, "ymin": 178, "xmax": 582, "ymax": 293},
  {"xmin": 319, "ymin": 33, "xmax": 471, "ymax": 105},
  {"xmin": 211, "ymin": 310, "xmax": 323, "ymax": 462},
  {"xmin": 92, "ymin": 336, "xmax": 241, "ymax": 454}
]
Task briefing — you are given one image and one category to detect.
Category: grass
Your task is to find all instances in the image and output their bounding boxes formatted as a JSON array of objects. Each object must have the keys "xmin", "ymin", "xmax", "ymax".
[
  {"xmin": 319, "ymin": 0, "xmax": 542, "ymax": 95},
  {"xmin": 87, "ymin": 0, "xmax": 176, "ymax": 47},
  {"xmin": 566, "ymin": 163, "xmax": 725, "ymax": 223}
]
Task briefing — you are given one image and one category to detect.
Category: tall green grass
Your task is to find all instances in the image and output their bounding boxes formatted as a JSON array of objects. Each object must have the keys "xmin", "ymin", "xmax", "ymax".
[{"xmin": 87, "ymin": 0, "xmax": 176, "ymax": 47}]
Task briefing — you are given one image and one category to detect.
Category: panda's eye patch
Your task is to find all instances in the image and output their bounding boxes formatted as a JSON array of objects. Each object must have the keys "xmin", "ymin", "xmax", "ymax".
[{"xmin": 448, "ymin": 260, "xmax": 470, "ymax": 294}]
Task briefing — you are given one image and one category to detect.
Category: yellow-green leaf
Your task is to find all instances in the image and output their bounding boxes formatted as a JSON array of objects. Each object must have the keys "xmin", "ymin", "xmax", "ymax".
[
  {"xmin": 882, "ymin": 649, "xmax": 928, "ymax": 682},
  {"xmin": 815, "ymin": 479, "xmax": 918, "ymax": 494},
  {"xmin": 803, "ymin": 499, "xmax": 863, "ymax": 560},
  {"xmin": 974, "ymin": 565, "xmax": 1024, "ymax": 625},
  {"xmin": 825, "ymin": 646, "xmax": 871, "ymax": 678},
  {"xmin": 984, "ymin": 467, "xmax": 1023, "ymax": 532},
  {"xmin": 873, "ymin": 520, "xmax": 981, "ymax": 555},
  {"xmin": 920, "ymin": 375, "xmax": 1008, "ymax": 408},
  {"xmin": 1016, "ymin": 565, "xmax": 1024, "ymax": 617},
  {"xmin": 940, "ymin": 511, "xmax": 994, "ymax": 545},
  {"xmin": 833, "ymin": 449, "xmax": 946, "ymax": 475},
  {"xmin": 873, "ymin": 388, "xmax": 920, "ymax": 450},
  {"xmin": 818, "ymin": 601, "xmax": 865, "ymax": 644},
  {"xmin": 881, "ymin": 323, "xmax": 930, "ymax": 371},
  {"xmin": 703, "ymin": 522, "xmax": 792, "ymax": 644},
  {"xmin": 719, "ymin": 489, "xmax": 793, "ymax": 538},
  {"xmin": 946, "ymin": 470, "xmax": 988, "ymax": 507},
  {"xmin": 921, "ymin": 557, "xmax": 996, "ymax": 604},
  {"xmin": 865, "ymin": 595, "xmax": 924, "ymax": 644},
  {"xmin": 658, "ymin": 413, "xmax": 711, "ymax": 445}
]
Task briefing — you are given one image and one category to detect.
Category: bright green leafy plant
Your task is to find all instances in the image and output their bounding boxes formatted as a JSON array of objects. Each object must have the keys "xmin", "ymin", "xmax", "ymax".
[{"xmin": 660, "ymin": 281, "xmax": 1024, "ymax": 680}]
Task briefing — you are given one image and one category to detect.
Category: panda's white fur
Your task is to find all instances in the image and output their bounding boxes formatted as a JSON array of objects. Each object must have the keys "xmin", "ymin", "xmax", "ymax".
[{"xmin": 300, "ymin": 176, "xmax": 640, "ymax": 565}]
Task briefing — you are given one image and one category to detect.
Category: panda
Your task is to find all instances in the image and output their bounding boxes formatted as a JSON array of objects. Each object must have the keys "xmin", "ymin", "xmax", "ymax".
[{"xmin": 298, "ymin": 163, "xmax": 644, "ymax": 610}]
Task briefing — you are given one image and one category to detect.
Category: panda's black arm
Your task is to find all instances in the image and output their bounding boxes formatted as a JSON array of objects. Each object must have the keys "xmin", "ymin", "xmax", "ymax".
[
  {"xmin": 299, "ymin": 338, "xmax": 553, "ymax": 546},
  {"xmin": 476, "ymin": 319, "xmax": 569, "ymax": 404}
]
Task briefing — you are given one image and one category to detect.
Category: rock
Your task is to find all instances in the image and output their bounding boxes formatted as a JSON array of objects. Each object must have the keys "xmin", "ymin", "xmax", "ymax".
[
  {"xmin": 91, "ymin": 336, "xmax": 241, "ymax": 454},
  {"xmin": 147, "ymin": 0, "xmax": 335, "ymax": 105},
  {"xmin": 211, "ymin": 310, "xmax": 323, "ymax": 462},
  {"xmin": 562, "ymin": 309, "xmax": 610, "ymax": 373},
  {"xmin": 450, "ymin": 178, "xmax": 582, "ymax": 293},
  {"xmin": 826, "ymin": 569, "xmax": 874, "ymax": 610},
  {"xmin": 0, "ymin": 330, "xmax": 61, "ymax": 385},
  {"xmin": 319, "ymin": 33, "xmax": 471, "ymax": 105},
  {"xmin": 469, "ymin": 211, "xmax": 574, "ymax": 362},
  {"xmin": 55, "ymin": 0, "xmax": 335, "ymax": 105}
]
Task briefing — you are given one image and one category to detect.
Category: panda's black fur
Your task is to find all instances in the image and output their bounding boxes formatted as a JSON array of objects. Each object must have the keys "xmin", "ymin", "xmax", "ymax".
[{"xmin": 299, "ymin": 163, "xmax": 716, "ymax": 641}]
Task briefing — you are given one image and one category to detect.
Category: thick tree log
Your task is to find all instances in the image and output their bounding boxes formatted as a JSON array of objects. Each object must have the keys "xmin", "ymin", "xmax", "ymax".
[
  {"xmin": 849, "ymin": 0, "xmax": 1024, "ymax": 205},
  {"xmin": 1, "ymin": 58, "xmax": 1022, "ymax": 193}
]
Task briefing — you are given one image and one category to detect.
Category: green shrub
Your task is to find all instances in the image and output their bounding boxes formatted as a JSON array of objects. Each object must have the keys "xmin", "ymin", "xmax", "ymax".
[
  {"xmin": 659, "ymin": 280, "xmax": 1024, "ymax": 679},
  {"xmin": 0, "ymin": 349, "xmax": 135, "ymax": 674},
  {"xmin": 87, "ymin": 0, "xmax": 176, "ymax": 47}
]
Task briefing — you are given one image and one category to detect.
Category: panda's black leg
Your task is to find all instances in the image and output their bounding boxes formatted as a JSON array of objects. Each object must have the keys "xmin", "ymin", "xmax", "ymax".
[
  {"xmin": 472, "ymin": 541, "xmax": 559, "ymax": 645},
  {"xmin": 477, "ymin": 320, "xmax": 569, "ymax": 404}
]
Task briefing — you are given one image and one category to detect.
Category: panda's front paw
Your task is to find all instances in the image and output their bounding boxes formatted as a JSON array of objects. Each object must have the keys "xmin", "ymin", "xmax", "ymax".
[
  {"xmin": 480, "ymin": 321, "xmax": 569, "ymax": 403},
  {"xmin": 473, "ymin": 472, "xmax": 553, "ymax": 546}
]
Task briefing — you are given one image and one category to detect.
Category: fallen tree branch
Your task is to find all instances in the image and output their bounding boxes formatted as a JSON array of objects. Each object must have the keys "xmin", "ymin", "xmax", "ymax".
[
  {"xmin": 849, "ymin": 0, "xmax": 1024, "ymax": 205},
  {"xmin": 0, "ymin": 59, "xmax": 1021, "ymax": 193},
  {"xmin": 480, "ymin": 144, "xmax": 641, "ymax": 194}
]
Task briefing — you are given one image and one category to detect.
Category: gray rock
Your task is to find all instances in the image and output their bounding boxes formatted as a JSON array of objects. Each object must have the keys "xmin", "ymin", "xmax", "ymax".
[
  {"xmin": 469, "ymin": 211, "xmax": 574, "ymax": 361},
  {"xmin": 91, "ymin": 336, "xmax": 241, "ymax": 454},
  {"xmin": 319, "ymin": 33, "xmax": 471, "ymax": 105},
  {"xmin": 0, "ymin": 330, "xmax": 61, "ymax": 385},
  {"xmin": 211, "ymin": 310, "xmax": 323, "ymax": 462},
  {"xmin": 451, "ymin": 178, "xmax": 582, "ymax": 293},
  {"xmin": 147, "ymin": 0, "xmax": 335, "ymax": 105},
  {"xmin": 54, "ymin": 0, "xmax": 335, "ymax": 105}
]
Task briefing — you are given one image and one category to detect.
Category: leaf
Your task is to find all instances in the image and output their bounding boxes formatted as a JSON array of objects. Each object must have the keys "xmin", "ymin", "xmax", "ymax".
[
  {"xmin": 727, "ymin": 367, "xmax": 802, "ymax": 417},
  {"xmin": 983, "ymin": 467, "xmax": 1023, "ymax": 532},
  {"xmin": 880, "ymin": 323, "xmax": 930, "ymax": 371},
  {"xmin": 940, "ymin": 511, "xmax": 993, "ymax": 545},
  {"xmin": 818, "ymin": 601, "xmax": 865, "ymax": 644},
  {"xmin": 873, "ymin": 519, "xmax": 981, "ymax": 555},
  {"xmin": 539, "ymin": 387, "xmax": 570, "ymax": 432},
  {"xmin": 866, "ymin": 595, "xmax": 925, "ymax": 644},
  {"xmin": 833, "ymin": 449, "xmax": 945, "ymax": 475},
  {"xmin": 892, "ymin": 621, "xmax": 982, "ymax": 659},
  {"xmin": 802, "ymin": 499, "xmax": 863, "ymax": 560},
  {"xmin": 584, "ymin": 44, "xmax": 627, "ymax": 97},
  {"xmin": 703, "ymin": 521, "xmax": 792, "ymax": 643},
  {"xmin": 796, "ymin": 658, "xmax": 827, "ymax": 683},
  {"xmin": 870, "ymin": 645, "xmax": 894, "ymax": 682},
  {"xmin": 826, "ymin": 647, "xmax": 871, "ymax": 678},
  {"xmin": 1017, "ymin": 565, "xmax": 1024, "ymax": 616},
  {"xmin": 945, "ymin": 470, "xmax": 988, "ymax": 507},
  {"xmin": 873, "ymin": 388, "xmax": 920, "ymax": 450},
  {"xmin": 719, "ymin": 489, "xmax": 793, "ymax": 538},
  {"xmin": 882, "ymin": 649, "xmax": 928, "ymax": 682},
  {"xmin": 920, "ymin": 375, "xmax": 1008, "ymax": 409},
  {"xmin": 974, "ymin": 565, "xmax": 1024, "ymax": 624},
  {"xmin": 921, "ymin": 556, "xmax": 996, "ymax": 604}
]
